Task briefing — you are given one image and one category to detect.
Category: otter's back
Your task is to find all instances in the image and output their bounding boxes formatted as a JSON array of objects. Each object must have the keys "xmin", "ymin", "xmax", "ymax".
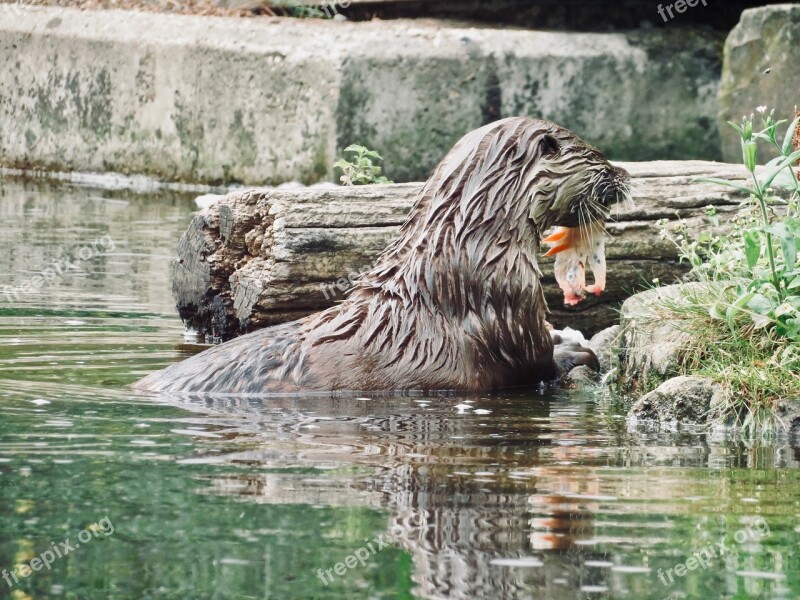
[{"xmin": 133, "ymin": 319, "xmax": 309, "ymax": 394}]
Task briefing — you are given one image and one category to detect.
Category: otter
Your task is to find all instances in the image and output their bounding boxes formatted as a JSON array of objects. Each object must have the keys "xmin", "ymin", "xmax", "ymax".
[{"xmin": 134, "ymin": 117, "xmax": 629, "ymax": 394}]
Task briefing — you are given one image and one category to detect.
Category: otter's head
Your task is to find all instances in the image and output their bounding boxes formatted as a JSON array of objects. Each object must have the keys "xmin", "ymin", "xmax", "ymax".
[
  {"xmin": 523, "ymin": 122, "xmax": 630, "ymax": 233},
  {"xmin": 359, "ymin": 117, "xmax": 630, "ymax": 305}
]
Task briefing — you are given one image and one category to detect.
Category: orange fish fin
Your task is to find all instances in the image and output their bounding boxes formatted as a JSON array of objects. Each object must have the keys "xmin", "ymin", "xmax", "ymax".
[
  {"xmin": 543, "ymin": 228, "xmax": 568, "ymax": 243},
  {"xmin": 543, "ymin": 245, "xmax": 571, "ymax": 257}
]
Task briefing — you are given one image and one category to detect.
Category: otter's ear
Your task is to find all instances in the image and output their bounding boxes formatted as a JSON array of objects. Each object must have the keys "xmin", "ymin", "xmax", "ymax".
[{"xmin": 540, "ymin": 134, "xmax": 560, "ymax": 157}]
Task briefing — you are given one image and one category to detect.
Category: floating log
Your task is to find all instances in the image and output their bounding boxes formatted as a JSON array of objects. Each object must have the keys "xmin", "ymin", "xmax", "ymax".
[{"xmin": 171, "ymin": 161, "xmax": 772, "ymax": 342}]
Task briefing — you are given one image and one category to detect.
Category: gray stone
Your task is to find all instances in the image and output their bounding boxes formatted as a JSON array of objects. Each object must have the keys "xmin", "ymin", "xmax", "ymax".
[
  {"xmin": 769, "ymin": 399, "xmax": 800, "ymax": 438},
  {"xmin": 0, "ymin": 6, "xmax": 724, "ymax": 185},
  {"xmin": 588, "ymin": 325, "xmax": 621, "ymax": 374},
  {"xmin": 719, "ymin": 4, "xmax": 800, "ymax": 163},
  {"xmin": 617, "ymin": 284, "xmax": 700, "ymax": 392},
  {"xmin": 562, "ymin": 365, "xmax": 599, "ymax": 388},
  {"xmin": 493, "ymin": 27, "xmax": 724, "ymax": 163},
  {"xmin": 627, "ymin": 375, "xmax": 724, "ymax": 429}
]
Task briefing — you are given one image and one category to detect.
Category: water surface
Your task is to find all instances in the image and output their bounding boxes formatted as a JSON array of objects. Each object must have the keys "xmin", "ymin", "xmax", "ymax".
[{"xmin": 0, "ymin": 178, "xmax": 798, "ymax": 599}]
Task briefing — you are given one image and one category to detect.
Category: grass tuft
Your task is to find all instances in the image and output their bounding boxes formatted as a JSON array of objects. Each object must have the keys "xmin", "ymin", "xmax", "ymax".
[{"xmin": 644, "ymin": 281, "xmax": 800, "ymax": 432}]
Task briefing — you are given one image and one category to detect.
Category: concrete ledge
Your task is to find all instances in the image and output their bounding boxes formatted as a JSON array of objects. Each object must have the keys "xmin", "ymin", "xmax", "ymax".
[
  {"xmin": 0, "ymin": 6, "xmax": 343, "ymax": 184},
  {"xmin": 1, "ymin": 6, "xmax": 724, "ymax": 184}
]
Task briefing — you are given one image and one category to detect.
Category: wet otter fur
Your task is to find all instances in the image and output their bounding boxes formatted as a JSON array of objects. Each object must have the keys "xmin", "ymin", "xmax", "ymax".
[{"xmin": 134, "ymin": 117, "xmax": 630, "ymax": 394}]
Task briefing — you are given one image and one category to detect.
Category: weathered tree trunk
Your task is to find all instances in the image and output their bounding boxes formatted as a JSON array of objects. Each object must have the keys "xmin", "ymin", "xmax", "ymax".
[{"xmin": 171, "ymin": 161, "xmax": 769, "ymax": 342}]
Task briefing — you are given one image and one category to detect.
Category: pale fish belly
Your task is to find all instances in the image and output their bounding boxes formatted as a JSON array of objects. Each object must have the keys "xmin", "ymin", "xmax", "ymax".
[{"xmin": 542, "ymin": 223, "xmax": 606, "ymax": 306}]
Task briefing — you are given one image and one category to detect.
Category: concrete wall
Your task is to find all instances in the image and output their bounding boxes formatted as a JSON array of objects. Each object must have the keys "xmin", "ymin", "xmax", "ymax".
[
  {"xmin": 0, "ymin": 6, "xmax": 725, "ymax": 184},
  {"xmin": 0, "ymin": 6, "xmax": 343, "ymax": 185}
]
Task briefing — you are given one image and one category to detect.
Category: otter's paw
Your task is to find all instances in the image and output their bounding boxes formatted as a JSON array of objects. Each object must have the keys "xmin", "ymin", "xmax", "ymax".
[{"xmin": 552, "ymin": 341, "xmax": 600, "ymax": 377}]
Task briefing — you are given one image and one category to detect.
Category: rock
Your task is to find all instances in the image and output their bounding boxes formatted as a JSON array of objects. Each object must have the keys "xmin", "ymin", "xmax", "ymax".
[
  {"xmin": 0, "ymin": 7, "xmax": 343, "ymax": 186},
  {"xmin": 562, "ymin": 365, "xmax": 599, "ymax": 388},
  {"xmin": 588, "ymin": 325, "xmax": 621, "ymax": 374},
  {"xmin": 773, "ymin": 400, "xmax": 800, "ymax": 438},
  {"xmin": 719, "ymin": 4, "xmax": 800, "ymax": 163},
  {"xmin": 617, "ymin": 284, "xmax": 702, "ymax": 394},
  {"xmin": 627, "ymin": 376, "xmax": 724, "ymax": 429},
  {"xmin": 0, "ymin": 6, "xmax": 723, "ymax": 185}
]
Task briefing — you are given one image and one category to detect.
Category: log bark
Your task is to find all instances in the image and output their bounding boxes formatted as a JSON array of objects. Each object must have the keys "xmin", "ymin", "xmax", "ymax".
[{"xmin": 170, "ymin": 161, "xmax": 777, "ymax": 342}]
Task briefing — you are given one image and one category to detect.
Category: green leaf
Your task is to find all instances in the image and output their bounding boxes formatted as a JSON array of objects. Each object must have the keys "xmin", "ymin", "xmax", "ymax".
[
  {"xmin": 782, "ymin": 236, "xmax": 797, "ymax": 272},
  {"xmin": 764, "ymin": 222, "xmax": 790, "ymax": 237},
  {"xmin": 726, "ymin": 291, "xmax": 754, "ymax": 333},
  {"xmin": 728, "ymin": 121, "xmax": 746, "ymax": 138},
  {"xmin": 743, "ymin": 230, "xmax": 761, "ymax": 268},
  {"xmin": 694, "ymin": 177, "xmax": 755, "ymax": 195},
  {"xmin": 782, "ymin": 116, "xmax": 800, "ymax": 155},
  {"xmin": 777, "ymin": 317, "xmax": 800, "ymax": 341},
  {"xmin": 762, "ymin": 150, "xmax": 800, "ymax": 190},
  {"xmin": 774, "ymin": 302, "xmax": 798, "ymax": 319},
  {"xmin": 709, "ymin": 301, "xmax": 727, "ymax": 321},
  {"xmin": 764, "ymin": 223, "xmax": 797, "ymax": 270},
  {"xmin": 765, "ymin": 155, "xmax": 786, "ymax": 169},
  {"xmin": 751, "ymin": 313, "xmax": 773, "ymax": 329},
  {"xmin": 764, "ymin": 155, "xmax": 798, "ymax": 190},
  {"xmin": 747, "ymin": 293, "xmax": 774, "ymax": 315},
  {"xmin": 753, "ymin": 132, "xmax": 773, "ymax": 143}
]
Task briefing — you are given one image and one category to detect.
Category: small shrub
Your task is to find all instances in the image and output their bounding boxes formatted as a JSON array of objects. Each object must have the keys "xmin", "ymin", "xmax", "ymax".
[
  {"xmin": 653, "ymin": 107, "xmax": 800, "ymax": 430},
  {"xmin": 334, "ymin": 145, "xmax": 393, "ymax": 186}
]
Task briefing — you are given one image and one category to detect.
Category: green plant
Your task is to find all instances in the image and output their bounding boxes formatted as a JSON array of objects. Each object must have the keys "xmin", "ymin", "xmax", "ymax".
[
  {"xmin": 651, "ymin": 108, "xmax": 800, "ymax": 430},
  {"xmin": 285, "ymin": 5, "xmax": 327, "ymax": 18},
  {"xmin": 334, "ymin": 145, "xmax": 393, "ymax": 186},
  {"xmin": 694, "ymin": 108, "xmax": 800, "ymax": 343},
  {"xmin": 269, "ymin": 1, "xmax": 329, "ymax": 18},
  {"xmin": 639, "ymin": 284, "xmax": 800, "ymax": 431}
]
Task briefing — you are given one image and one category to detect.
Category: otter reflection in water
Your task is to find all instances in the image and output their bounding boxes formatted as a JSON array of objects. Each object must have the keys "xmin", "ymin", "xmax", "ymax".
[
  {"xmin": 184, "ymin": 393, "xmax": 676, "ymax": 599},
  {"xmin": 135, "ymin": 118, "xmax": 630, "ymax": 394}
]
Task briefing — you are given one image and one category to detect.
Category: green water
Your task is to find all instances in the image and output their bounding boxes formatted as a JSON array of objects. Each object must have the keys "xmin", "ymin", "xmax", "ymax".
[{"xmin": 0, "ymin": 178, "xmax": 798, "ymax": 600}]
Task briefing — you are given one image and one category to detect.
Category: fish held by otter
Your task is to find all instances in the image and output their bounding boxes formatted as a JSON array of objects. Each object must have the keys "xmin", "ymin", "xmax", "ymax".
[
  {"xmin": 134, "ymin": 117, "xmax": 630, "ymax": 394},
  {"xmin": 543, "ymin": 223, "xmax": 607, "ymax": 306}
]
